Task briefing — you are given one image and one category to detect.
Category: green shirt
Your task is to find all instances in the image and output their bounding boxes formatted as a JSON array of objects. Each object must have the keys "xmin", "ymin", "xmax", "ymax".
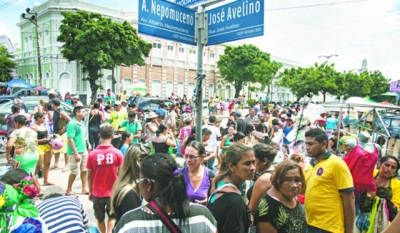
[
  {"xmin": 66, "ymin": 118, "xmax": 87, "ymax": 155},
  {"xmin": 120, "ymin": 120, "xmax": 142, "ymax": 144},
  {"xmin": 104, "ymin": 95, "xmax": 116, "ymax": 106}
]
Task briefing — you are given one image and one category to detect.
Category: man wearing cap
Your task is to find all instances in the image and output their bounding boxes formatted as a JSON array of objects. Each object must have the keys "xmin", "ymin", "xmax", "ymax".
[
  {"xmin": 72, "ymin": 95, "xmax": 84, "ymax": 107},
  {"xmin": 118, "ymin": 111, "xmax": 142, "ymax": 144},
  {"xmin": 51, "ymin": 98, "xmax": 72, "ymax": 171},
  {"xmin": 235, "ymin": 111, "xmax": 246, "ymax": 134},
  {"xmin": 110, "ymin": 102, "xmax": 127, "ymax": 131},
  {"xmin": 104, "ymin": 89, "xmax": 116, "ymax": 106}
]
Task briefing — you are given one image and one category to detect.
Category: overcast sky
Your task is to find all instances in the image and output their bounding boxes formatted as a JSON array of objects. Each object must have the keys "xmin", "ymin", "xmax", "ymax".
[{"xmin": 1, "ymin": 0, "xmax": 399, "ymax": 80}]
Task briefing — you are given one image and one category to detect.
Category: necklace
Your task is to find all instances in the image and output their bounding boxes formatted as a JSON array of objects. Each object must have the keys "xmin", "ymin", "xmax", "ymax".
[{"xmin": 375, "ymin": 175, "xmax": 390, "ymax": 187}]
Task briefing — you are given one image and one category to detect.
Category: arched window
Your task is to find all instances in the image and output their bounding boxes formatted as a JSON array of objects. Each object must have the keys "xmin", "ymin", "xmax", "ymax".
[
  {"xmin": 208, "ymin": 84, "xmax": 214, "ymax": 98},
  {"xmin": 225, "ymin": 85, "xmax": 231, "ymax": 99},
  {"xmin": 217, "ymin": 84, "xmax": 222, "ymax": 98}
]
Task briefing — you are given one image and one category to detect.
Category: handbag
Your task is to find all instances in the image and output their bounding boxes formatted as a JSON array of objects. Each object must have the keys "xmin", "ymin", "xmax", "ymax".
[
  {"xmin": 9, "ymin": 158, "xmax": 21, "ymax": 169},
  {"xmin": 147, "ymin": 201, "xmax": 183, "ymax": 233},
  {"xmin": 10, "ymin": 130, "xmax": 32, "ymax": 170}
]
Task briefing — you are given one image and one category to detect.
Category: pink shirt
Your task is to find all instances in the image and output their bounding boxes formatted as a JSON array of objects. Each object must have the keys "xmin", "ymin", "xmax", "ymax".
[{"xmin": 86, "ymin": 145, "xmax": 123, "ymax": 197}]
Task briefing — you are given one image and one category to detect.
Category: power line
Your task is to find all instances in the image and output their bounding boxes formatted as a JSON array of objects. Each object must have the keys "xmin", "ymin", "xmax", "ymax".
[
  {"xmin": 265, "ymin": 0, "xmax": 366, "ymax": 11},
  {"xmin": 0, "ymin": 0, "xmax": 18, "ymax": 10},
  {"xmin": 268, "ymin": 12, "xmax": 400, "ymax": 36}
]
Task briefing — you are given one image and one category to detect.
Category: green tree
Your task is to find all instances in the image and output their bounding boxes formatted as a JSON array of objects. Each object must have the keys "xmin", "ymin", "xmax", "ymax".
[
  {"xmin": 217, "ymin": 44, "xmax": 274, "ymax": 98},
  {"xmin": 253, "ymin": 60, "xmax": 282, "ymax": 94},
  {"xmin": 278, "ymin": 63, "xmax": 340, "ymax": 101},
  {"xmin": 57, "ymin": 10, "xmax": 151, "ymax": 103},
  {"xmin": 0, "ymin": 44, "xmax": 17, "ymax": 81},
  {"xmin": 369, "ymin": 70, "xmax": 390, "ymax": 96}
]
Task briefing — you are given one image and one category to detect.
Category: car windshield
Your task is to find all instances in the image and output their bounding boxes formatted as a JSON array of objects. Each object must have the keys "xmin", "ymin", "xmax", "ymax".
[
  {"xmin": 138, "ymin": 99, "xmax": 171, "ymax": 111},
  {"xmin": 0, "ymin": 101, "xmax": 13, "ymax": 109}
]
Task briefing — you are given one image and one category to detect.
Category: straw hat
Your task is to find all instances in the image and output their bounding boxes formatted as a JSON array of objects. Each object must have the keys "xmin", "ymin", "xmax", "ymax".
[{"xmin": 147, "ymin": 111, "xmax": 158, "ymax": 119}]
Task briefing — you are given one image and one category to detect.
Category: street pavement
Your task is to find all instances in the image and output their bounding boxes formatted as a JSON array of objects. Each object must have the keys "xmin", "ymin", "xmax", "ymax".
[{"xmin": 0, "ymin": 108, "xmax": 248, "ymax": 224}]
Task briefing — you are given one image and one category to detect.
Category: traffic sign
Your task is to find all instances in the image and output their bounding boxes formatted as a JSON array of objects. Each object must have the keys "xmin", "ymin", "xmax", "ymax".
[
  {"xmin": 138, "ymin": 0, "xmax": 197, "ymax": 45},
  {"xmin": 174, "ymin": 0, "xmax": 205, "ymax": 8},
  {"xmin": 206, "ymin": 0, "xmax": 264, "ymax": 46}
]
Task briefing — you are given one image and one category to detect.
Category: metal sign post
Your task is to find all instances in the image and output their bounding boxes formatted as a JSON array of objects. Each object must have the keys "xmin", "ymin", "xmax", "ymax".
[{"xmin": 193, "ymin": 5, "xmax": 208, "ymax": 141}]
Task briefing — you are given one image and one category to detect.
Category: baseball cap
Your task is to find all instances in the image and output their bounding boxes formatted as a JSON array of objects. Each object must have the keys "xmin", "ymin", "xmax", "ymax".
[
  {"xmin": 51, "ymin": 98, "xmax": 61, "ymax": 106},
  {"xmin": 107, "ymin": 88, "xmax": 111, "ymax": 91},
  {"xmin": 235, "ymin": 111, "xmax": 242, "ymax": 117}
]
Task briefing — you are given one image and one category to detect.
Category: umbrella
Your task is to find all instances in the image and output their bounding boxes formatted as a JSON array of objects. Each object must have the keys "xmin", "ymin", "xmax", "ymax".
[{"xmin": 125, "ymin": 85, "xmax": 147, "ymax": 92}]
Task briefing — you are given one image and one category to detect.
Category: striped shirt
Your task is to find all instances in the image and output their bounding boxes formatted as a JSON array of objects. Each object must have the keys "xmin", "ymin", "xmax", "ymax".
[
  {"xmin": 114, "ymin": 203, "xmax": 217, "ymax": 233},
  {"xmin": 37, "ymin": 196, "xmax": 89, "ymax": 233}
]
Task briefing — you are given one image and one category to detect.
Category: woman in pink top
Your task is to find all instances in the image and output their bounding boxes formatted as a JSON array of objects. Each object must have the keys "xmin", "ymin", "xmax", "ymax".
[{"xmin": 178, "ymin": 117, "xmax": 193, "ymax": 156}]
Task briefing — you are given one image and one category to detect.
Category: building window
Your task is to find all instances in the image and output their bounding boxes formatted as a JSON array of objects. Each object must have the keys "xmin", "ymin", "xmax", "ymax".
[
  {"xmin": 189, "ymin": 49, "xmax": 196, "ymax": 62},
  {"xmin": 217, "ymin": 84, "xmax": 222, "ymax": 98},
  {"xmin": 166, "ymin": 81, "xmax": 173, "ymax": 97},
  {"xmin": 177, "ymin": 82, "xmax": 184, "ymax": 98},
  {"xmin": 123, "ymin": 78, "xmax": 132, "ymax": 90},
  {"xmin": 178, "ymin": 47, "xmax": 185, "ymax": 60},
  {"xmin": 187, "ymin": 83, "xmax": 195, "ymax": 98},
  {"xmin": 225, "ymin": 85, "xmax": 232, "ymax": 99},
  {"xmin": 151, "ymin": 80, "xmax": 161, "ymax": 96},
  {"xmin": 208, "ymin": 84, "xmax": 214, "ymax": 98},
  {"xmin": 210, "ymin": 53, "xmax": 215, "ymax": 63},
  {"xmin": 152, "ymin": 43, "xmax": 162, "ymax": 57},
  {"xmin": 167, "ymin": 45, "xmax": 174, "ymax": 59}
]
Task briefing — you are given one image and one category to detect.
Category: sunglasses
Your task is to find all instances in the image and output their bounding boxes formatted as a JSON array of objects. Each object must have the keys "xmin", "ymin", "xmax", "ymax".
[{"xmin": 136, "ymin": 177, "xmax": 155, "ymax": 184}]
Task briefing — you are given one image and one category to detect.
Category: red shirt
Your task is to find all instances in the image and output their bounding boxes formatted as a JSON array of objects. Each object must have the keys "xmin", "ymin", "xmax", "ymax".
[{"xmin": 86, "ymin": 145, "xmax": 123, "ymax": 197}]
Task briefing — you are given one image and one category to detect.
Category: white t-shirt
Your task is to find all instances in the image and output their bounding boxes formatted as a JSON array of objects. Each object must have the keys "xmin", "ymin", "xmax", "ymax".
[{"xmin": 202, "ymin": 123, "xmax": 221, "ymax": 152}]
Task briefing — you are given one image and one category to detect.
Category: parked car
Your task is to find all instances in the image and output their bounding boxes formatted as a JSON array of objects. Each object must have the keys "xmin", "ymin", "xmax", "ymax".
[
  {"xmin": 0, "ymin": 88, "xmax": 62, "ymax": 104},
  {"xmin": 0, "ymin": 96, "xmax": 73, "ymax": 131}
]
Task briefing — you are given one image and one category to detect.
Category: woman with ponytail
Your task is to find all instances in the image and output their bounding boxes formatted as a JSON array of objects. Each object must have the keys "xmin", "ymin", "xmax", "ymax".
[
  {"xmin": 114, "ymin": 153, "xmax": 217, "ymax": 232},
  {"xmin": 151, "ymin": 123, "xmax": 176, "ymax": 154}
]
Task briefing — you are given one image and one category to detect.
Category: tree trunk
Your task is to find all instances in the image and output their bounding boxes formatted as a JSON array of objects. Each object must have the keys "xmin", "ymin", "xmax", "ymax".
[
  {"xmin": 323, "ymin": 93, "xmax": 326, "ymax": 102},
  {"xmin": 88, "ymin": 69, "xmax": 100, "ymax": 104},
  {"xmin": 234, "ymin": 81, "xmax": 243, "ymax": 98},
  {"xmin": 111, "ymin": 67, "xmax": 116, "ymax": 93}
]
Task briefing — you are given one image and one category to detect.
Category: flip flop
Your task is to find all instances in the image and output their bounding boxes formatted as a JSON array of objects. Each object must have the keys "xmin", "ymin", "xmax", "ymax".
[
  {"xmin": 81, "ymin": 192, "xmax": 90, "ymax": 195},
  {"xmin": 65, "ymin": 192, "xmax": 76, "ymax": 196},
  {"xmin": 61, "ymin": 167, "xmax": 69, "ymax": 173},
  {"xmin": 42, "ymin": 183, "xmax": 55, "ymax": 186},
  {"xmin": 50, "ymin": 165, "xmax": 58, "ymax": 170}
]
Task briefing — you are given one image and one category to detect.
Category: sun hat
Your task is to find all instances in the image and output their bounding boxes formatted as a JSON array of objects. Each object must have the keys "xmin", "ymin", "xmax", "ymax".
[
  {"xmin": 147, "ymin": 111, "xmax": 158, "ymax": 119},
  {"xmin": 72, "ymin": 95, "xmax": 79, "ymax": 99}
]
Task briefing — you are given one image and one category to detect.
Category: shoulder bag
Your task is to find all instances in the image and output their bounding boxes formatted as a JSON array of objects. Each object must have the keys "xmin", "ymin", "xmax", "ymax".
[{"xmin": 147, "ymin": 200, "xmax": 183, "ymax": 233}]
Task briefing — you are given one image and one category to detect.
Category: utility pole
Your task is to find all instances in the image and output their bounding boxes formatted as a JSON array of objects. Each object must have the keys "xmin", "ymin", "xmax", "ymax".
[
  {"xmin": 193, "ymin": 5, "xmax": 207, "ymax": 141},
  {"xmin": 22, "ymin": 8, "xmax": 42, "ymax": 86}
]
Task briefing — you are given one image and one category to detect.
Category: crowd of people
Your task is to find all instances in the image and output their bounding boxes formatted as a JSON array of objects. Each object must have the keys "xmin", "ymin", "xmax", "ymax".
[{"xmin": 2, "ymin": 89, "xmax": 400, "ymax": 233}]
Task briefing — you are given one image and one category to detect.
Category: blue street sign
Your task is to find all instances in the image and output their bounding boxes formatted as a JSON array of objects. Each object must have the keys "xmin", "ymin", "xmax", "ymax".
[
  {"xmin": 174, "ymin": 0, "xmax": 205, "ymax": 8},
  {"xmin": 206, "ymin": 0, "xmax": 264, "ymax": 46},
  {"xmin": 138, "ymin": 0, "xmax": 196, "ymax": 45}
]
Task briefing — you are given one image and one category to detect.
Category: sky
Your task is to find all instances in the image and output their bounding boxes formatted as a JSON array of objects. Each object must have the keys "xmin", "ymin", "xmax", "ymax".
[{"xmin": 0, "ymin": 0, "xmax": 399, "ymax": 80}]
